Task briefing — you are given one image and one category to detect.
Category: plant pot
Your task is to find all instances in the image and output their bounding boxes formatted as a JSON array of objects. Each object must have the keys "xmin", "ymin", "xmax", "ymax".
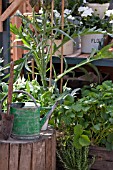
[
  {"xmin": 49, "ymin": 39, "xmax": 74, "ymax": 56},
  {"xmin": 72, "ymin": 18, "xmax": 81, "ymax": 51},
  {"xmin": 81, "ymin": 34, "xmax": 104, "ymax": 53},
  {"xmin": 74, "ymin": 37, "xmax": 81, "ymax": 51},
  {"xmin": 89, "ymin": 146, "xmax": 113, "ymax": 170},
  {"xmin": 87, "ymin": 3, "xmax": 109, "ymax": 19}
]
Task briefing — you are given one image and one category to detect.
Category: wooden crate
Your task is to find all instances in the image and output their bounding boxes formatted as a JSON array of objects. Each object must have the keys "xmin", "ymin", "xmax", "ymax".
[
  {"xmin": 89, "ymin": 146, "xmax": 113, "ymax": 170},
  {"xmin": 0, "ymin": 128, "xmax": 56, "ymax": 170}
]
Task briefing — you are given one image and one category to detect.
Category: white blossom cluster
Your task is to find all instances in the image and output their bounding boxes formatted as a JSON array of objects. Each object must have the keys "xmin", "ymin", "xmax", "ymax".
[
  {"xmin": 53, "ymin": 9, "xmax": 75, "ymax": 20},
  {"xmin": 78, "ymin": 6, "xmax": 94, "ymax": 17},
  {"xmin": 105, "ymin": 10, "xmax": 113, "ymax": 24}
]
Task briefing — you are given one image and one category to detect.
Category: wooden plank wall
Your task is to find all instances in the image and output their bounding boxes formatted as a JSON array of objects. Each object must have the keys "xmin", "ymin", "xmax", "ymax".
[{"xmin": 10, "ymin": 0, "xmax": 32, "ymax": 61}]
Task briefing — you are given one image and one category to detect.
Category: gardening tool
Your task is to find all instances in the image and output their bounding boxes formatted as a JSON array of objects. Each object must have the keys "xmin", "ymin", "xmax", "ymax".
[
  {"xmin": 0, "ymin": 61, "xmax": 14, "ymax": 140},
  {"xmin": 0, "ymin": 90, "xmax": 58, "ymax": 140}
]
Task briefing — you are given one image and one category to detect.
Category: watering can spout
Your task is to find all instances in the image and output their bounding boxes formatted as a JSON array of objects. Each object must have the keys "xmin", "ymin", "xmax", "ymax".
[{"xmin": 40, "ymin": 101, "xmax": 59, "ymax": 130}]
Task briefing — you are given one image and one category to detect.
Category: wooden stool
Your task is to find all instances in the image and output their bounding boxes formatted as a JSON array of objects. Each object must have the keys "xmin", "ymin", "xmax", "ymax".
[{"xmin": 0, "ymin": 128, "xmax": 56, "ymax": 170}]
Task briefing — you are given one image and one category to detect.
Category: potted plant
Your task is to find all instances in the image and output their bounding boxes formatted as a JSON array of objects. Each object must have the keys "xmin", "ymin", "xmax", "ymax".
[
  {"xmin": 50, "ymin": 8, "xmax": 76, "ymax": 56},
  {"xmin": 73, "ymin": 80, "xmax": 113, "ymax": 169},
  {"xmin": 86, "ymin": 0, "xmax": 110, "ymax": 18},
  {"xmin": 54, "ymin": 0, "xmax": 84, "ymax": 52},
  {"xmin": 77, "ymin": 5, "xmax": 112, "ymax": 53},
  {"xmin": 54, "ymin": 80, "xmax": 113, "ymax": 169},
  {"xmin": 10, "ymin": 2, "xmax": 77, "ymax": 84}
]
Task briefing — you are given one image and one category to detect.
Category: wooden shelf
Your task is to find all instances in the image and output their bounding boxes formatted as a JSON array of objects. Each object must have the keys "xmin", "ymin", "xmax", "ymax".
[{"xmin": 52, "ymin": 49, "xmax": 113, "ymax": 67}]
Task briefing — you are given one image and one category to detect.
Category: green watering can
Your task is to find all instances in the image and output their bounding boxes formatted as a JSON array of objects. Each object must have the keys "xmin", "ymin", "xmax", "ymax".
[{"xmin": 0, "ymin": 90, "xmax": 58, "ymax": 140}]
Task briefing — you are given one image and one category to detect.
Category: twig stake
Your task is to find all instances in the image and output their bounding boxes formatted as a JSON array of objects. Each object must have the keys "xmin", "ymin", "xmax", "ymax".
[{"xmin": 60, "ymin": 0, "xmax": 64, "ymax": 93}]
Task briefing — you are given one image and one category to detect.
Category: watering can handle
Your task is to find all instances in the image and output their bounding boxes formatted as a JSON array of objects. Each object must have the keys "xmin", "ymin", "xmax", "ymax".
[{"xmin": 0, "ymin": 90, "xmax": 40, "ymax": 112}]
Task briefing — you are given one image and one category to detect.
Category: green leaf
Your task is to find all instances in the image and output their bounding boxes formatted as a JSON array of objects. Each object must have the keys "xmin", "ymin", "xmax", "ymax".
[
  {"xmin": 107, "ymin": 134, "xmax": 113, "ymax": 143},
  {"xmin": 2, "ymin": 82, "xmax": 8, "ymax": 93},
  {"xmin": 64, "ymin": 105, "xmax": 70, "ymax": 110},
  {"xmin": 55, "ymin": 43, "xmax": 113, "ymax": 82},
  {"xmin": 94, "ymin": 124, "xmax": 101, "ymax": 131},
  {"xmin": 84, "ymin": 130, "xmax": 91, "ymax": 137},
  {"xmin": 72, "ymin": 103, "xmax": 82, "ymax": 112},
  {"xmin": 101, "ymin": 111, "xmax": 108, "ymax": 120},
  {"xmin": 64, "ymin": 94, "xmax": 74, "ymax": 105},
  {"xmin": 109, "ymin": 118, "xmax": 113, "ymax": 124},
  {"xmin": 70, "ymin": 113, "xmax": 75, "ymax": 118},
  {"xmin": 84, "ymin": 106, "xmax": 90, "ymax": 112},
  {"xmin": 0, "ymin": 47, "xmax": 3, "ymax": 54},
  {"xmin": 76, "ymin": 112, "xmax": 83, "ymax": 118},
  {"xmin": 12, "ymin": 45, "xmax": 31, "ymax": 51},
  {"xmin": 62, "ymin": 114, "xmax": 72, "ymax": 125},
  {"xmin": 0, "ymin": 93, "xmax": 5, "ymax": 100},
  {"xmin": 74, "ymin": 125, "xmax": 83, "ymax": 136},
  {"xmin": 73, "ymin": 135, "xmax": 82, "ymax": 149},
  {"xmin": 26, "ymin": 81, "xmax": 31, "ymax": 94},
  {"xmin": 106, "ymin": 142, "xmax": 112, "ymax": 151},
  {"xmin": 79, "ymin": 135, "xmax": 90, "ymax": 147}
]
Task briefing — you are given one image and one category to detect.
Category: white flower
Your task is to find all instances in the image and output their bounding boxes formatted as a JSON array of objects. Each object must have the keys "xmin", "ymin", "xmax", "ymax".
[
  {"xmin": 53, "ymin": 9, "xmax": 59, "ymax": 14},
  {"xmin": 83, "ymin": 0, "xmax": 86, "ymax": 3},
  {"xmin": 15, "ymin": 10, "xmax": 22, "ymax": 16},
  {"xmin": 53, "ymin": 10, "xmax": 61, "ymax": 18},
  {"xmin": 80, "ymin": 21, "xmax": 83, "ymax": 25},
  {"xmin": 67, "ymin": 15, "xmax": 75, "ymax": 20},
  {"xmin": 78, "ymin": 6, "xmax": 93, "ymax": 17},
  {"xmin": 78, "ymin": 6, "xmax": 89, "ymax": 12},
  {"xmin": 110, "ymin": 20, "xmax": 113, "ymax": 24},
  {"xmin": 81, "ymin": 8, "xmax": 94, "ymax": 17},
  {"xmin": 105, "ymin": 10, "xmax": 113, "ymax": 17},
  {"xmin": 39, "ymin": 8, "xmax": 43, "ymax": 14},
  {"xmin": 36, "ymin": 18, "xmax": 42, "ymax": 23},
  {"xmin": 64, "ymin": 9, "xmax": 71, "ymax": 15}
]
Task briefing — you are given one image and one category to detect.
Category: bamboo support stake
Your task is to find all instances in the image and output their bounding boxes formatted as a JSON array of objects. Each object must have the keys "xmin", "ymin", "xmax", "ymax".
[
  {"xmin": 0, "ymin": 0, "xmax": 3, "ymax": 32},
  {"xmin": 60, "ymin": 0, "xmax": 64, "ymax": 93},
  {"xmin": 49, "ymin": 0, "xmax": 54, "ymax": 87},
  {"xmin": 31, "ymin": 59, "xmax": 35, "ymax": 80}
]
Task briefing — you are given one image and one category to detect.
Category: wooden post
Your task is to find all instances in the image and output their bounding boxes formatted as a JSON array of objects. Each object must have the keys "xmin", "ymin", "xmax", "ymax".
[
  {"xmin": 0, "ymin": 0, "xmax": 24, "ymax": 22},
  {"xmin": 0, "ymin": 0, "xmax": 3, "ymax": 32},
  {"xmin": 49, "ymin": 0, "xmax": 54, "ymax": 87}
]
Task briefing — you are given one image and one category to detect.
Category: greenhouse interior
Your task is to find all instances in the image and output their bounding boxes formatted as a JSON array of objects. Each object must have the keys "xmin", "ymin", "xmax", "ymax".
[{"xmin": 0, "ymin": 0, "xmax": 113, "ymax": 170}]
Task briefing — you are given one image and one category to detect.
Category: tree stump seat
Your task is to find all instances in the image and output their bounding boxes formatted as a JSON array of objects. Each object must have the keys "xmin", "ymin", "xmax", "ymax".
[{"xmin": 0, "ymin": 127, "xmax": 56, "ymax": 170}]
